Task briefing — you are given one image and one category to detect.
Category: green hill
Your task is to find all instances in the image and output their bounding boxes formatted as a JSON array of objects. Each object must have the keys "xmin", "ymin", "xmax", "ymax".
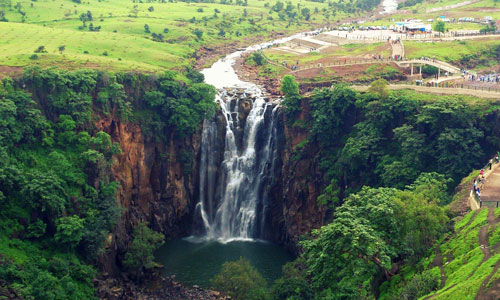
[
  {"xmin": 0, "ymin": 0, "xmax": 344, "ymax": 73},
  {"xmin": 381, "ymin": 207, "xmax": 500, "ymax": 299}
]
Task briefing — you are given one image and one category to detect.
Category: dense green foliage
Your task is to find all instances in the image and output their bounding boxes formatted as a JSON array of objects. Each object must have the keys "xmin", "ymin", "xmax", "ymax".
[
  {"xmin": 211, "ymin": 257, "xmax": 270, "ymax": 300},
  {"xmin": 301, "ymin": 85, "xmax": 499, "ymax": 202},
  {"xmin": 0, "ymin": 67, "xmax": 217, "ymax": 298},
  {"xmin": 301, "ymin": 175, "xmax": 449, "ymax": 299},
  {"xmin": 280, "ymin": 74, "xmax": 301, "ymax": 118},
  {"xmin": 275, "ymin": 85, "xmax": 500, "ymax": 299},
  {"xmin": 124, "ymin": 223, "xmax": 165, "ymax": 275}
]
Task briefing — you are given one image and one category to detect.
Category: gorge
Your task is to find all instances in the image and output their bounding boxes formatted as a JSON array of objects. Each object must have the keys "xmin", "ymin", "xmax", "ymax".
[{"xmin": 155, "ymin": 32, "xmax": 328, "ymax": 285}]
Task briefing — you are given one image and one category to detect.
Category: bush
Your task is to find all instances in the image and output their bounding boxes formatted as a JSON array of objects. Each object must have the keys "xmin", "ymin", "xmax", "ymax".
[
  {"xmin": 123, "ymin": 223, "xmax": 164, "ymax": 273},
  {"xmin": 54, "ymin": 215, "xmax": 85, "ymax": 249},
  {"xmin": 399, "ymin": 270, "xmax": 440, "ymax": 300},
  {"xmin": 251, "ymin": 51, "xmax": 266, "ymax": 66},
  {"xmin": 211, "ymin": 257, "xmax": 270, "ymax": 300}
]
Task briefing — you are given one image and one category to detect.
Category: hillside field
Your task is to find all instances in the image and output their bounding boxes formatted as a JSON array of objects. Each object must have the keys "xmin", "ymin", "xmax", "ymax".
[{"xmin": 0, "ymin": 0, "xmax": 345, "ymax": 73}]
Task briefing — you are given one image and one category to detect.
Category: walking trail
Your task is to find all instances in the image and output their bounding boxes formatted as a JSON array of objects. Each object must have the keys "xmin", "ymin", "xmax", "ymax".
[{"xmin": 469, "ymin": 160, "xmax": 500, "ymax": 210}]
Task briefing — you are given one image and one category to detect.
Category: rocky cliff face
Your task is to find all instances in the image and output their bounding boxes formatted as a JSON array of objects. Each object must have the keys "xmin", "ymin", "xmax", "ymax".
[
  {"xmin": 270, "ymin": 100, "xmax": 328, "ymax": 253},
  {"xmin": 95, "ymin": 115, "xmax": 202, "ymax": 274},
  {"xmin": 97, "ymin": 94, "xmax": 327, "ymax": 271}
]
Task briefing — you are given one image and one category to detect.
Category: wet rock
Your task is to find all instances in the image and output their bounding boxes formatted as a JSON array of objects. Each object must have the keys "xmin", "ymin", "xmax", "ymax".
[{"xmin": 95, "ymin": 275, "xmax": 227, "ymax": 300}]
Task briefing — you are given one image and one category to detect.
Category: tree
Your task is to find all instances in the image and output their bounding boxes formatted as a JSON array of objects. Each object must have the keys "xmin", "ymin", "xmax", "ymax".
[
  {"xmin": 58, "ymin": 45, "xmax": 65, "ymax": 54},
  {"xmin": 123, "ymin": 223, "xmax": 164, "ymax": 273},
  {"xmin": 250, "ymin": 51, "xmax": 265, "ymax": 66},
  {"xmin": 301, "ymin": 177, "xmax": 448, "ymax": 299},
  {"xmin": 211, "ymin": 257, "xmax": 270, "ymax": 300},
  {"xmin": 433, "ymin": 20, "xmax": 446, "ymax": 33},
  {"xmin": 301, "ymin": 7, "xmax": 310, "ymax": 20},
  {"xmin": 34, "ymin": 45, "xmax": 47, "ymax": 53},
  {"xmin": 0, "ymin": 11, "xmax": 8, "ymax": 22},
  {"xmin": 271, "ymin": 258, "xmax": 313, "ymax": 300},
  {"xmin": 186, "ymin": 67, "xmax": 205, "ymax": 83},
  {"xmin": 144, "ymin": 24, "xmax": 150, "ymax": 33},
  {"xmin": 148, "ymin": 5, "xmax": 154, "ymax": 12},
  {"xmin": 280, "ymin": 74, "xmax": 299, "ymax": 97},
  {"xmin": 280, "ymin": 75, "xmax": 301, "ymax": 116},
  {"xmin": 79, "ymin": 12, "xmax": 88, "ymax": 27},
  {"xmin": 54, "ymin": 215, "xmax": 85, "ymax": 248},
  {"xmin": 367, "ymin": 78, "xmax": 389, "ymax": 98},
  {"xmin": 193, "ymin": 28, "xmax": 203, "ymax": 39},
  {"xmin": 272, "ymin": 1, "xmax": 284, "ymax": 12}
]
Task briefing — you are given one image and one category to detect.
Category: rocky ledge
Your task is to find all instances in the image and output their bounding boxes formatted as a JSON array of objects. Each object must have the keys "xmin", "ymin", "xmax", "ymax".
[{"xmin": 96, "ymin": 275, "xmax": 229, "ymax": 300}]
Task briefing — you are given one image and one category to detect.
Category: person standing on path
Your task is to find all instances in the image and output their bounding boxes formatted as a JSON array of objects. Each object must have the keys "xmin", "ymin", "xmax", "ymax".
[{"xmin": 489, "ymin": 159, "xmax": 493, "ymax": 170}]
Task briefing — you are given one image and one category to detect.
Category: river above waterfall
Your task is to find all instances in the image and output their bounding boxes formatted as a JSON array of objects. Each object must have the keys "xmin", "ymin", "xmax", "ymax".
[
  {"xmin": 155, "ymin": 238, "xmax": 294, "ymax": 288},
  {"xmin": 382, "ymin": 0, "xmax": 398, "ymax": 13}
]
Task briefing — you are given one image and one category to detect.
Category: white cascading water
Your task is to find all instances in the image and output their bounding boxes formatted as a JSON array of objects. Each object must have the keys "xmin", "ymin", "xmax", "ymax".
[
  {"xmin": 196, "ymin": 86, "xmax": 279, "ymax": 241},
  {"xmin": 195, "ymin": 0, "xmax": 398, "ymax": 241},
  {"xmin": 194, "ymin": 29, "xmax": 310, "ymax": 242}
]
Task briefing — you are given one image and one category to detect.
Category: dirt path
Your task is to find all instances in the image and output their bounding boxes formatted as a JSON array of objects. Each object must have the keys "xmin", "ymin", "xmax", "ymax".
[
  {"xmin": 391, "ymin": 41, "xmax": 404, "ymax": 58},
  {"xmin": 430, "ymin": 246, "xmax": 447, "ymax": 289},
  {"xmin": 478, "ymin": 209, "xmax": 494, "ymax": 262},
  {"xmin": 475, "ymin": 209, "xmax": 500, "ymax": 299}
]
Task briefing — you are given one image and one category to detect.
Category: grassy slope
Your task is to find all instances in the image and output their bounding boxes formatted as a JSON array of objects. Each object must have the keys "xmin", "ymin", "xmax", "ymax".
[
  {"xmin": 380, "ymin": 206, "xmax": 500, "ymax": 300},
  {"xmin": 404, "ymin": 38, "xmax": 500, "ymax": 69},
  {"xmin": 0, "ymin": 0, "xmax": 341, "ymax": 72}
]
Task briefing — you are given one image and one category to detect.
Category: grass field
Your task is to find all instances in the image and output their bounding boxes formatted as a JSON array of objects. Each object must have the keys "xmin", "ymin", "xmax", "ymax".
[
  {"xmin": 0, "ymin": 0, "xmax": 343, "ymax": 72},
  {"xmin": 404, "ymin": 38, "xmax": 500, "ymax": 68}
]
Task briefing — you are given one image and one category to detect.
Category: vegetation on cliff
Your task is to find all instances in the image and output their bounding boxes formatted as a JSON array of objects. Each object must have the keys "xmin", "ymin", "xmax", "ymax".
[
  {"xmin": 270, "ymin": 81, "xmax": 500, "ymax": 299},
  {"xmin": 0, "ymin": 67, "xmax": 216, "ymax": 299}
]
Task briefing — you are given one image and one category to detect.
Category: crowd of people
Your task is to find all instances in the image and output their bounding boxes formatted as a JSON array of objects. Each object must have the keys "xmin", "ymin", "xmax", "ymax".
[
  {"xmin": 474, "ymin": 154, "xmax": 500, "ymax": 201},
  {"xmin": 466, "ymin": 73, "xmax": 500, "ymax": 84}
]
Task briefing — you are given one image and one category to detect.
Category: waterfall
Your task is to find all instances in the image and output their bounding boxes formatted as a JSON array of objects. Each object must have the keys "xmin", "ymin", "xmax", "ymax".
[
  {"xmin": 195, "ymin": 28, "xmax": 314, "ymax": 242},
  {"xmin": 196, "ymin": 88, "xmax": 279, "ymax": 241}
]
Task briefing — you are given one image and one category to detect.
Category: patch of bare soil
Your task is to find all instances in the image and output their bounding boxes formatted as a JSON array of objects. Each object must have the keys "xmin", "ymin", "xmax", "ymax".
[
  {"xmin": 430, "ymin": 246, "xmax": 447, "ymax": 289},
  {"xmin": 234, "ymin": 54, "xmax": 282, "ymax": 96},
  {"xmin": 0, "ymin": 66, "xmax": 22, "ymax": 79},
  {"xmin": 194, "ymin": 31, "xmax": 299, "ymax": 70}
]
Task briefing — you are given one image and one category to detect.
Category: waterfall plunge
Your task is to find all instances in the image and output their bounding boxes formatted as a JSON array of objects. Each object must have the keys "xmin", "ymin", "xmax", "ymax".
[{"xmin": 196, "ymin": 88, "xmax": 279, "ymax": 242}]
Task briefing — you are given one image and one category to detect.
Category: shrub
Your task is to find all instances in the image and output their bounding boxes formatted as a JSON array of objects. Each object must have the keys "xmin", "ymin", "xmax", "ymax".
[
  {"xmin": 211, "ymin": 257, "xmax": 270, "ymax": 300},
  {"xmin": 251, "ymin": 51, "xmax": 266, "ymax": 66},
  {"xmin": 399, "ymin": 270, "xmax": 440, "ymax": 300},
  {"xmin": 123, "ymin": 223, "xmax": 164, "ymax": 273}
]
